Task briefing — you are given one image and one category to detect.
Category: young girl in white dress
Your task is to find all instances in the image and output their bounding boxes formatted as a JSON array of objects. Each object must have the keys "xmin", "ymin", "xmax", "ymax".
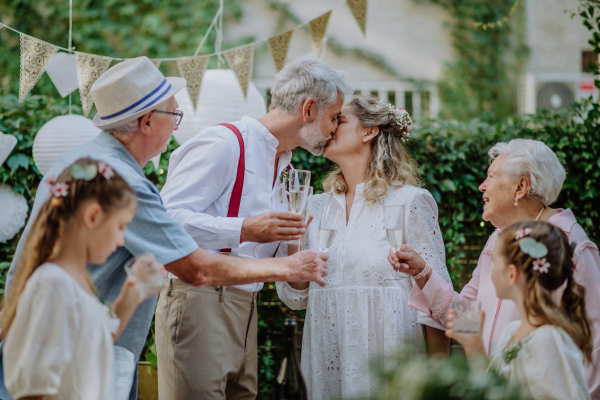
[
  {"xmin": 276, "ymin": 96, "xmax": 452, "ymax": 399},
  {"xmin": 1, "ymin": 158, "xmax": 163, "ymax": 400},
  {"xmin": 447, "ymin": 220, "xmax": 592, "ymax": 400}
]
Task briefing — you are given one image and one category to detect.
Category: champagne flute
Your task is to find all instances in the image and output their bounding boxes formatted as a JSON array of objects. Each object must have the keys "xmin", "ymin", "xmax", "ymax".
[
  {"xmin": 318, "ymin": 203, "xmax": 343, "ymax": 252},
  {"xmin": 299, "ymin": 187, "xmax": 313, "ymax": 250},
  {"xmin": 383, "ymin": 204, "xmax": 407, "ymax": 281},
  {"xmin": 285, "ymin": 184, "xmax": 308, "ymax": 245}
]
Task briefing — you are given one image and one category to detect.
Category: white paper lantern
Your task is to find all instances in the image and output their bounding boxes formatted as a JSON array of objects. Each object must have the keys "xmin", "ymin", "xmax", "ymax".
[
  {"xmin": 173, "ymin": 69, "xmax": 266, "ymax": 145},
  {"xmin": 0, "ymin": 132, "xmax": 18, "ymax": 167},
  {"xmin": 0, "ymin": 184, "xmax": 29, "ymax": 243},
  {"xmin": 33, "ymin": 115, "xmax": 102, "ymax": 175}
]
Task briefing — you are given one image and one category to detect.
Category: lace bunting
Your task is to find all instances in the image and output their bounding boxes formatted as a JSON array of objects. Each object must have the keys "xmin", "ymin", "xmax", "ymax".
[
  {"xmin": 151, "ymin": 59, "xmax": 162, "ymax": 68},
  {"xmin": 76, "ymin": 54, "xmax": 112, "ymax": 117},
  {"xmin": 19, "ymin": 35, "xmax": 59, "ymax": 102},
  {"xmin": 223, "ymin": 45, "xmax": 254, "ymax": 99},
  {"xmin": 268, "ymin": 30, "xmax": 293, "ymax": 72},
  {"xmin": 347, "ymin": 0, "xmax": 368, "ymax": 36},
  {"xmin": 308, "ymin": 11, "xmax": 332, "ymax": 49},
  {"xmin": 177, "ymin": 55, "xmax": 210, "ymax": 111}
]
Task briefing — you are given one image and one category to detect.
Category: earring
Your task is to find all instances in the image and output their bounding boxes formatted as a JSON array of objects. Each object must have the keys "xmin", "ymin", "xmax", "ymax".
[{"xmin": 514, "ymin": 201, "xmax": 518, "ymax": 206}]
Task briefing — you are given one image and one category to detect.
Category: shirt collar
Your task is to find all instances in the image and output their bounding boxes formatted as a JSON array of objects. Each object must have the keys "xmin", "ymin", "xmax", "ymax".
[
  {"xmin": 548, "ymin": 208, "xmax": 577, "ymax": 233},
  {"xmin": 242, "ymin": 116, "xmax": 279, "ymax": 149},
  {"xmin": 95, "ymin": 131, "xmax": 144, "ymax": 177}
]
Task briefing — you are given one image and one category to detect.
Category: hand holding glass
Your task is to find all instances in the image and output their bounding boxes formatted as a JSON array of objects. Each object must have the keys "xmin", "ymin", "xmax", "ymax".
[
  {"xmin": 318, "ymin": 204, "xmax": 343, "ymax": 252},
  {"xmin": 451, "ymin": 300, "xmax": 482, "ymax": 335},
  {"xmin": 124, "ymin": 254, "xmax": 168, "ymax": 300},
  {"xmin": 384, "ymin": 205, "xmax": 407, "ymax": 280}
]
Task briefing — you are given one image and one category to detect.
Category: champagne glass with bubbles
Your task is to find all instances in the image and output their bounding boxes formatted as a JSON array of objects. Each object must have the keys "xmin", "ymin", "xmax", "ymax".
[
  {"xmin": 318, "ymin": 202, "xmax": 343, "ymax": 253},
  {"xmin": 384, "ymin": 204, "xmax": 408, "ymax": 280},
  {"xmin": 286, "ymin": 170, "xmax": 311, "ymax": 245}
]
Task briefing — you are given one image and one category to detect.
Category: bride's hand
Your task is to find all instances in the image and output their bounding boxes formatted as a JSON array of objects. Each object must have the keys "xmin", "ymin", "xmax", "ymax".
[{"xmin": 387, "ymin": 244, "xmax": 426, "ymax": 276}]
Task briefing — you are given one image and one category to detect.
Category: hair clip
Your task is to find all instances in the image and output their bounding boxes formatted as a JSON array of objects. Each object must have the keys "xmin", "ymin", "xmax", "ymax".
[
  {"xmin": 50, "ymin": 182, "xmax": 69, "ymax": 198},
  {"xmin": 515, "ymin": 228, "xmax": 532, "ymax": 240},
  {"xmin": 70, "ymin": 164, "xmax": 98, "ymax": 181},
  {"xmin": 98, "ymin": 161, "xmax": 114, "ymax": 180},
  {"xmin": 533, "ymin": 258, "xmax": 551, "ymax": 274},
  {"xmin": 379, "ymin": 101, "xmax": 413, "ymax": 142},
  {"xmin": 518, "ymin": 237, "xmax": 548, "ymax": 258}
]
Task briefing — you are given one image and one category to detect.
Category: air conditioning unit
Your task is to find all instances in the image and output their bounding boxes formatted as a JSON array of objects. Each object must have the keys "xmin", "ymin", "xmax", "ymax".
[{"xmin": 518, "ymin": 72, "xmax": 598, "ymax": 114}]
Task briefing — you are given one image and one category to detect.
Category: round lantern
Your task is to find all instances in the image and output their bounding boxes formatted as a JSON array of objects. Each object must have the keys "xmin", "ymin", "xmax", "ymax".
[
  {"xmin": 0, "ymin": 184, "xmax": 29, "ymax": 243},
  {"xmin": 173, "ymin": 69, "xmax": 266, "ymax": 145},
  {"xmin": 0, "ymin": 132, "xmax": 18, "ymax": 167},
  {"xmin": 33, "ymin": 115, "xmax": 102, "ymax": 175}
]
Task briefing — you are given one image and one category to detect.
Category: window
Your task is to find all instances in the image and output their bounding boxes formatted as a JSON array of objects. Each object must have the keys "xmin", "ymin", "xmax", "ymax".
[
  {"xmin": 387, "ymin": 91, "xmax": 396, "ymax": 106},
  {"xmin": 421, "ymin": 91, "xmax": 430, "ymax": 118},
  {"xmin": 370, "ymin": 90, "xmax": 379, "ymax": 97},
  {"xmin": 404, "ymin": 92, "xmax": 413, "ymax": 115},
  {"xmin": 353, "ymin": 89, "xmax": 362, "ymax": 96},
  {"xmin": 582, "ymin": 51, "xmax": 597, "ymax": 73}
]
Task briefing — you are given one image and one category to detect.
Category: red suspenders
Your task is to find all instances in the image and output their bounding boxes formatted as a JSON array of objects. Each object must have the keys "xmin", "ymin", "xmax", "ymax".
[
  {"xmin": 219, "ymin": 123, "xmax": 245, "ymax": 254},
  {"xmin": 218, "ymin": 123, "xmax": 292, "ymax": 254}
]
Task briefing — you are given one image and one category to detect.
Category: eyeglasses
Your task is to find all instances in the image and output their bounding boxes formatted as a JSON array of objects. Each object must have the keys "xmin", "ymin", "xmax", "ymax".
[{"xmin": 153, "ymin": 109, "xmax": 184, "ymax": 126}]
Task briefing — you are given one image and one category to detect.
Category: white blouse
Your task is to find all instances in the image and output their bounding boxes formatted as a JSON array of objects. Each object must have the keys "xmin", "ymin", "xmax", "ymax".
[
  {"xmin": 276, "ymin": 184, "xmax": 452, "ymax": 400},
  {"xmin": 489, "ymin": 321, "xmax": 591, "ymax": 400},
  {"xmin": 3, "ymin": 263, "xmax": 116, "ymax": 400}
]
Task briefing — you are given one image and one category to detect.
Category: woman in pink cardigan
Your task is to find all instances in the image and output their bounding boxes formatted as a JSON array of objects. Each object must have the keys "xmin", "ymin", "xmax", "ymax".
[{"xmin": 389, "ymin": 139, "xmax": 600, "ymax": 399}]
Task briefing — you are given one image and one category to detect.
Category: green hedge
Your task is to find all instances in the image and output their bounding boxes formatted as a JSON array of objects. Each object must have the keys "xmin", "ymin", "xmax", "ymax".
[{"xmin": 1, "ymin": 95, "xmax": 599, "ymax": 398}]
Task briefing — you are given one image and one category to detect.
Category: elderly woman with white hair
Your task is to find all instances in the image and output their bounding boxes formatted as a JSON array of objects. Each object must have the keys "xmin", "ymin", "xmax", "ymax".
[{"xmin": 389, "ymin": 138, "xmax": 600, "ymax": 399}]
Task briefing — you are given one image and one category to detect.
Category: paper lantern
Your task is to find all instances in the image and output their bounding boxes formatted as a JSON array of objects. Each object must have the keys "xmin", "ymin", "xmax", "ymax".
[
  {"xmin": 33, "ymin": 115, "xmax": 101, "ymax": 175},
  {"xmin": 173, "ymin": 69, "xmax": 266, "ymax": 145},
  {"xmin": 0, "ymin": 132, "xmax": 18, "ymax": 167},
  {"xmin": 0, "ymin": 184, "xmax": 29, "ymax": 243}
]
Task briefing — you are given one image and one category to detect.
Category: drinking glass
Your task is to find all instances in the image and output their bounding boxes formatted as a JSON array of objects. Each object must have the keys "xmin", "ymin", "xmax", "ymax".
[
  {"xmin": 318, "ymin": 203, "xmax": 343, "ymax": 252},
  {"xmin": 299, "ymin": 187, "xmax": 314, "ymax": 250},
  {"xmin": 124, "ymin": 253, "xmax": 168, "ymax": 300},
  {"xmin": 451, "ymin": 300, "xmax": 482, "ymax": 335},
  {"xmin": 384, "ymin": 205, "xmax": 407, "ymax": 280},
  {"xmin": 285, "ymin": 170, "xmax": 311, "ymax": 246},
  {"xmin": 289, "ymin": 169, "xmax": 311, "ymax": 187}
]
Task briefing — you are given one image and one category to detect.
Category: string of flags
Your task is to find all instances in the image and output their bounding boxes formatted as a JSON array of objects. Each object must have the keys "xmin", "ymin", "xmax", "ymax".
[{"xmin": 0, "ymin": 0, "xmax": 367, "ymax": 116}]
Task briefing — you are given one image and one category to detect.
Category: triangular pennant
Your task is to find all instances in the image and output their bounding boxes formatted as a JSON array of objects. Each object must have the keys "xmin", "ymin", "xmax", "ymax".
[
  {"xmin": 268, "ymin": 30, "xmax": 293, "ymax": 72},
  {"xmin": 308, "ymin": 11, "xmax": 332, "ymax": 49},
  {"xmin": 75, "ymin": 53, "xmax": 112, "ymax": 117},
  {"xmin": 0, "ymin": 23, "xmax": 4, "ymax": 31},
  {"xmin": 223, "ymin": 44, "xmax": 254, "ymax": 98},
  {"xmin": 347, "ymin": 0, "xmax": 367, "ymax": 36},
  {"xmin": 176, "ymin": 55, "xmax": 210, "ymax": 111},
  {"xmin": 152, "ymin": 59, "xmax": 162, "ymax": 68},
  {"xmin": 19, "ymin": 35, "xmax": 59, "ymax": 102}
]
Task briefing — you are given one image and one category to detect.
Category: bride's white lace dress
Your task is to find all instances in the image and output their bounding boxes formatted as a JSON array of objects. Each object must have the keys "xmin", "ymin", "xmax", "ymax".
[{"xmin": 276, "ymin": 183, "xmax": 452, "ymax": 400}]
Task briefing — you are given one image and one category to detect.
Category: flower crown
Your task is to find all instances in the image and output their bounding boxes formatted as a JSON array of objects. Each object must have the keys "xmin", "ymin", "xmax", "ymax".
[
  {"xmin": 514, "ymin": 228, "xmax": 550, "ymax": 273},
  {"xmin": 46, "ymin": 161, "xmax": 114, "ymax": 199},
  {"xmin": 379, "ymin": 101, "xmax": 413, "ymax": 142}
]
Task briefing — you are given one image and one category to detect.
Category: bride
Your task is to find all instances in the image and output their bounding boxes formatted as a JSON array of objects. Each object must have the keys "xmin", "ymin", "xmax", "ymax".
[{"xmin": 276, "ymin": 96, "xmax": 452, "ymax": 399}]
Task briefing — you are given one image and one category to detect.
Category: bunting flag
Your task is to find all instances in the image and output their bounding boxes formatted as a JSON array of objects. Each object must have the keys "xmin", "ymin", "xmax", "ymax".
[
  {"xmin": 19, "ymin": 35, "xmax": 59, "ymax": 102},
  {"xmin": 347, "ymin": 0, "xmax": 367, "ymax": 36},
  {"xmin": 308, "ymin": 11, "xmax": 332, "ymax": 49},
  {"xmin": 0, "ymin": 23, "xmax": 4, "ymax": 31},
  {"xmin": 75, "ymin": 53, "xmax": 112, "ymax": 116},
  {"xmin": 268, "ymin": 30, "xmax": 293, "ymax": 72},
  {"xmin": 151, "ymin": 59, "xmax": 162, "ymax": 68},
  {"xmin": 223, "ymin": 44, "xmax": 254, "ymax": 98},
  {"xmin": 177, "ymin": 55, "xmax": 210, "ymax": 111}
]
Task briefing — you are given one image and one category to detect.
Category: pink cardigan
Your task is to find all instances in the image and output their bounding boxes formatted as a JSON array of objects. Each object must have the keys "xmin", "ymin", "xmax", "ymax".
[{"xmin": 409, "ymin": 209, "xmax": 600, "ymax": 399}]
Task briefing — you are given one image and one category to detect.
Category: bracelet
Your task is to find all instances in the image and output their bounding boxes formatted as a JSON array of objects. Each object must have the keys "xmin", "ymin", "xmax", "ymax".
[{"xmin": 413, "ymin": 264, "xmax": 431, "ymax": 280}]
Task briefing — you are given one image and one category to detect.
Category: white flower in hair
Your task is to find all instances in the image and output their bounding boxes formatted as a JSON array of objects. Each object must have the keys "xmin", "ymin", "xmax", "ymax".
[{"xmin": 380, "ymin": 100, "xmax": 413, "ymax": 142}]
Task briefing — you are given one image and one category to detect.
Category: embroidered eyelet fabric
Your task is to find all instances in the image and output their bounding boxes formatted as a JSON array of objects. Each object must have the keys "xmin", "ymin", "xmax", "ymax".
[{"xmin": 276, "ymin": 185, "xmax": 452, "ymax": 399}]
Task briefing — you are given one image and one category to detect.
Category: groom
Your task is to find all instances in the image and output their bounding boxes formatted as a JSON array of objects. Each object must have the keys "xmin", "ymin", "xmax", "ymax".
[{"xmin": 156, "ymin": 59, "xmax": 351, "ymax": 399}]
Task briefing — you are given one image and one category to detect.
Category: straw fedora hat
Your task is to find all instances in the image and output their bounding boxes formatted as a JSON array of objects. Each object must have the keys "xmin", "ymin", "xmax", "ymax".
[{"xmin": 91, "ymin": 56, "xmax": 187, "ymax": 130}]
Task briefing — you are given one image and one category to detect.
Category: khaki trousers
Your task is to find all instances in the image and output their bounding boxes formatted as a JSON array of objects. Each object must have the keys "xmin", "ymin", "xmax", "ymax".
[{"xmin": 155, "ymin": 278, "xmax": 258, "ymax": 400}]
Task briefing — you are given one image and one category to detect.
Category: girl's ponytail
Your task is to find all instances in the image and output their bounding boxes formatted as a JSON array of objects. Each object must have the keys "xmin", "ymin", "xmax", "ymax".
[{"xmin": 561, "ymin": 275, "xmax": 593, "ymax": 361}]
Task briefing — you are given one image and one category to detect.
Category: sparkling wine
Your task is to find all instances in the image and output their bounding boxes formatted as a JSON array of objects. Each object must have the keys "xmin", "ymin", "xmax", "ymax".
[
  {"xmin": 289, "ymin": 189, "xmax": 306, "ymax": 213},
  {"xmin": 301, "ymin": 209, "xmax": 311, "ymax": 224},
  {"xmin": 271, "ymin": 319, "xmax": 307, "ymax": 400},
  {"xmin": 386, "ymin": 228, "xmax": 404, "ymax": 250},
  {"xmin": 318, "ymin": 229, "xmax": 337, "ymax": 252}
]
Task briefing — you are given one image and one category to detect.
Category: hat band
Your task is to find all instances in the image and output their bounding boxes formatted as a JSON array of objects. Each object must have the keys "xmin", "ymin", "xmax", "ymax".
[{"xmin": 99, "ymin": 79, "xmax": 172, "ymax": 121}]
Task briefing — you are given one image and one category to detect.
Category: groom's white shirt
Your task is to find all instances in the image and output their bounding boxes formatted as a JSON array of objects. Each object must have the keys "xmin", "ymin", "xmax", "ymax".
[{"xmin": 160, "ymin": 116, "xmax": 292, "ymax": 292}]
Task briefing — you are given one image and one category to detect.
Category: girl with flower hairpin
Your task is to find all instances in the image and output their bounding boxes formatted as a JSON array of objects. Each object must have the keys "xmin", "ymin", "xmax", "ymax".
[
  {"xmin": 0, "ymin": 158, "xmax": 166, "ymax": 400},
  {"xmin": 447, "ymin": 220, "xmax": 592, "ymax": 400}
]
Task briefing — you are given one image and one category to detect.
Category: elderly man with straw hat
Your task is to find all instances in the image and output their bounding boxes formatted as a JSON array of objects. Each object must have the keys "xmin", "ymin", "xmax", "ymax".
[{"xmin": 0, "ymin": 56, "xmax": 328, "ymax": 400}]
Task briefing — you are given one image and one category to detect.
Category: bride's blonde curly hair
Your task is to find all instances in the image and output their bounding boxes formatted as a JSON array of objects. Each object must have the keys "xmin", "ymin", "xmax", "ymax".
[{"xmin": 322, "ymin": 95, "xmax": 419, "ymax": 204}]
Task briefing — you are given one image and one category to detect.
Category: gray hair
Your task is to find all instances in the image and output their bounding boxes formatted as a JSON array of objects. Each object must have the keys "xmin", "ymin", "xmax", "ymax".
[
  {"xmin": 107, "ymin": 100, "xmax": 169, "ymax": 135},
  {"xmin": 269, "ymin": 59, "xmax": 351, "ymax": 115},
  {"xmin": 488, "ymin": 139, "xmax": 566, "ymax": 206}
]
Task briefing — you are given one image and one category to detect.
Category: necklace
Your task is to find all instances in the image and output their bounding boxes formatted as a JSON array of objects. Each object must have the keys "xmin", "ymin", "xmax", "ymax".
[{"xmin": 535, "ymin": 206, "xmax": 545, "ymax": 221}]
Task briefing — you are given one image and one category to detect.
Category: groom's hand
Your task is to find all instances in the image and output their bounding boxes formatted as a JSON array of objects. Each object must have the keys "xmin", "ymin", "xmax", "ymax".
[{"xmin": 241, "ymin": 211, "xmax": 306, "ymax": 243}]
